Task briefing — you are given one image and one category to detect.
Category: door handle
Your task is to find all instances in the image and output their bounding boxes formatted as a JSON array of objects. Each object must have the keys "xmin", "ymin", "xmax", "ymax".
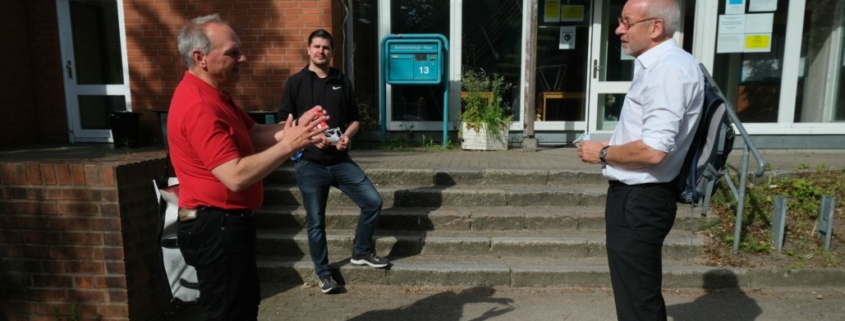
[
  {"xmin": 66, "ymin": 60, "xmax": 73, "ymax": 79},
  {"xmin": 592, "ymin": 60, "xmax": 601, "ymax": 79}
]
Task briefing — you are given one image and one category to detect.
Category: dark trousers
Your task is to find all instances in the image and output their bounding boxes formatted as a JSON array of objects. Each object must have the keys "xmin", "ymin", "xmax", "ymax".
[
  {"xmin": 178, "ymin": 207, "xmax": 260, "ymax": 321},
  {"xmin": 605, "ymin": 181, "xmax": 677, "ymax": 321},
  {"xmin": 294, "ymin": 157, "xmax": 383, "ymax": 277}
]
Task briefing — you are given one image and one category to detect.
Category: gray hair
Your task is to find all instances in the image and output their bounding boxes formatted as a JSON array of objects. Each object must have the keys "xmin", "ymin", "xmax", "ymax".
[
  {"xmin": 177, "ymin": 14, "xmax": 227, "ymax": 68},
  {"xmin": 646, "ymin": 0, "xmax": 680, "ymax": 37}
]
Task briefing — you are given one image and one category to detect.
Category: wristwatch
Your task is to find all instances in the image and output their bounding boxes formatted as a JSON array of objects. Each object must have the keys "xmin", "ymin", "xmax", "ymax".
[{"xmin": 599, "ymin": 145, "xmax": 610, "ymax": 166}]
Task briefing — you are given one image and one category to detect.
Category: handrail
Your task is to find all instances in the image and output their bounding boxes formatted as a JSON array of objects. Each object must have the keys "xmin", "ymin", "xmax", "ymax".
[{"xmin": 699, "ymin": 64, "xmax": 767, "ymax": 254}]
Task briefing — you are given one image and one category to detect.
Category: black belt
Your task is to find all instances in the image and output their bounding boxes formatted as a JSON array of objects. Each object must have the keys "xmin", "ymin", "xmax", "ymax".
[
  {"xmin": 179, "ymin": 206, "xmax": 254, "ymax": 222},
  {"xmin": 200, "ymin": 206, "xmax": 254, "ymax": 217}
]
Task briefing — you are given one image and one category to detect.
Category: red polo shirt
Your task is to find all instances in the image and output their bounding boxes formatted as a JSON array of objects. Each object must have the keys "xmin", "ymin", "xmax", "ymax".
[{"xmin": 167, "ymin": 71, "xmax": 261, "ymax": 210}]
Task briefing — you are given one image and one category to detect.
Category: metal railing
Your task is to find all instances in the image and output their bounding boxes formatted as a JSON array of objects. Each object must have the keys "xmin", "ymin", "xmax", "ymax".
[{"xmin": 700, "ymin": 65, "xmax": 767, "ymax": 254}]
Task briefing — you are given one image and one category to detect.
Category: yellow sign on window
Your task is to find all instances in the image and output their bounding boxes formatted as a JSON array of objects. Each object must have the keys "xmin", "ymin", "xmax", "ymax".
[
  {"xmin": 745, "ymin": 34, "xmax": 771, "ymax": 52},
  {"xmin": 561, "ymin": 5, "xmax": 584, "ymax": 22},
  {"xmin": 544, "ymin": 0, "xmax": 560, "ymax": 23}
]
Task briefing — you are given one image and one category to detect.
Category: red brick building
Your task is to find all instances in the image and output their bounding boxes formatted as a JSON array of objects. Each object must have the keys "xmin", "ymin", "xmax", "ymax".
[{"xmin": 2, "ymin": 0, "xmax": 346, "ymax": 149}]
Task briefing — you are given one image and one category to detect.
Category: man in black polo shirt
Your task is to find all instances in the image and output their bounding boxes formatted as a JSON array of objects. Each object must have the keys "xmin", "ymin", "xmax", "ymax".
[{"xmin": 279, "ymin": 29, "xmax": 390, "ymax": 294}]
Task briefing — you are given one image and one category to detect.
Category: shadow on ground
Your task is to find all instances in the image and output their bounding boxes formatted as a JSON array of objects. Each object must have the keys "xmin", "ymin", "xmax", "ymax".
[
  {"xmin": 346, "ymin": 286, "xmax": 515, "ymax": 321},
  {"xmin": 667, "ymin": 269, "xmax": 762, "ymax": 321}
]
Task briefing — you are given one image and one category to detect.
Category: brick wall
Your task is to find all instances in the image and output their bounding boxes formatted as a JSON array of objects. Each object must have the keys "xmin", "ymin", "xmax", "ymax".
[
  {"xmin": 123, "ymin": 0, "xmax": 342, "ymax": 146},
  {"xmin": 0, "ymin": 152, "xmax": 170, "ymax": 321}
]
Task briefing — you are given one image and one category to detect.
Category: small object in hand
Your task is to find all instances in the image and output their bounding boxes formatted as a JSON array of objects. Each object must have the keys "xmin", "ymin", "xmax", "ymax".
[
  {"xmin": 315, "ymin": 110, "xmax": 329, "ymax": 130},
  {"xmin": 573, "ymin": 132, "xmax": 590, "ymax": 145},
  {"xmin": 324, "ymin": 128, "xmax": 342, "ymax": 145}
]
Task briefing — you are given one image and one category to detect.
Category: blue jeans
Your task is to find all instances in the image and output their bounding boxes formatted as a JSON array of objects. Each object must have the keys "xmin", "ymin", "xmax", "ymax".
[{"xmin": 294, "ymin": 157, "xmax": 383, "ymax": 277}]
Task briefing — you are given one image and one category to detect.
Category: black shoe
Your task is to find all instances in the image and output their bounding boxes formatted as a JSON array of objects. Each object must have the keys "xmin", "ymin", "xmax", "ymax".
[
  {"xmin": 317, "ymin": 275, "xmax": 339, "ymax": 294},
  {"xmin": 350, "ymin": 252, "xmax": 390, "ymax": 268}
]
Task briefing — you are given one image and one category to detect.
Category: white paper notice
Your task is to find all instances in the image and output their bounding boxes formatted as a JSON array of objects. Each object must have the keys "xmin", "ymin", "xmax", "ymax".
[
  {"xmin": 559, "ymin": 26, "xmax": 576, "ymax": 50},
  {"xmin": 726, "ymin": 0, "xmax": 746, "ymax": 15},
  {"xmin": 749, "ymin": 0, "xmax": 777, "ymax": 12},
  {"xmin": 745, "ymin": 13, "xmax": 774, "ymax": 34},
  {"xmin": 719, "ymin": 15, "xmax": 746, "ymax": 34},
  {"xmin": 718, "ymin": 34, "xmax": 745, "ymax": 53}
]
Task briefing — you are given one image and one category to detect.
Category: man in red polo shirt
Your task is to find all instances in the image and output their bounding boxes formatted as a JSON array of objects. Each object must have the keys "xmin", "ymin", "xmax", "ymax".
[{"xmin": 167, "ymin": 14, "xmax": 326, "ymax": 321}]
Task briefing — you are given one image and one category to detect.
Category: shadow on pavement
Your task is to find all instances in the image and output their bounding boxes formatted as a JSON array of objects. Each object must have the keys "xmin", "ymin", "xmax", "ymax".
[
  {"xmin": 667, "ymin": 269, "xmax": 762, "ymax": 321},
  {"xmin": 346, "ymin": 286, "xmax": 515, "ymax": 321}
]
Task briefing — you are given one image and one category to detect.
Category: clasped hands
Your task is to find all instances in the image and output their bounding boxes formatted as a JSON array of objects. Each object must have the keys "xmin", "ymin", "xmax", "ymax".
[{"xmin": 275, "ymin": 106, "xmax": 331, "ymax": 152}]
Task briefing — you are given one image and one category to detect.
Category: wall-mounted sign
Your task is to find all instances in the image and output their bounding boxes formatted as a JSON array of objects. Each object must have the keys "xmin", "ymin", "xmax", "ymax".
[
  {"xmin": 716, "ymin": 13, "xmax": 773, "ymax": 53},
  {"xmin": 559, "ymin": 26, "xmax": 575, "ymax": 50}
]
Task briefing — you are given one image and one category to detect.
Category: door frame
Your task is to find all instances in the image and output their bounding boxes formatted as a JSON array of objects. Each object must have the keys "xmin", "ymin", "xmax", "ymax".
[{"xmin": 56, "ymin": 0, "xmax": 133, "ymax": 143}]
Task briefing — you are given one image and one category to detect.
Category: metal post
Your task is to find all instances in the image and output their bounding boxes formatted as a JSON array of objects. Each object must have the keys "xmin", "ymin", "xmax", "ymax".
[
  {"xmin": 817, "ymin": 195, "xmax": 836, "ymax": 250},
  {"xmin": 732, "ymin": 144, "xmax": 750, "ymax": 254},
  {"xmin": 771, "ymin": 195, "xmax": 787, "ymax": 253}
]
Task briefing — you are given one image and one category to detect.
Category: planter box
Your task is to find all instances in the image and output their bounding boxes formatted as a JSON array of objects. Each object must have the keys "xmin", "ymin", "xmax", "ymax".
[{"xmin": 461, "ymin": 122, "xmax": 508, "ymax": 151}]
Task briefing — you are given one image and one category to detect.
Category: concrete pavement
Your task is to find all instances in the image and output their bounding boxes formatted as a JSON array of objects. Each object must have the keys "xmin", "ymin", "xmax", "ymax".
[{"xmin": 170, "ymin": 283, "xmax": 845, "ymax": 320}]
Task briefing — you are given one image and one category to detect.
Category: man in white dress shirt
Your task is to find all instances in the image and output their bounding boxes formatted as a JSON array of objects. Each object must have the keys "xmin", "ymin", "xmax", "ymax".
[{"xmin": 577, "ymin": 0, "xmax": 703, "ymax": 320}]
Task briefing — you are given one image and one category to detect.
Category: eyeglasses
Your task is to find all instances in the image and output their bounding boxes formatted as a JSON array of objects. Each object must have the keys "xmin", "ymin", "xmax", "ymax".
[{"xmin": 617, "ymin": 17, "xmax": 659, "ymax": 30}]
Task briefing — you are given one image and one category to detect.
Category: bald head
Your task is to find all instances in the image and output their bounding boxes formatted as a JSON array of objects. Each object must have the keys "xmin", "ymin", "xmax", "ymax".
[{"xmin": 629, "ymin": 0, "xmax": 680, "ymax": 37}]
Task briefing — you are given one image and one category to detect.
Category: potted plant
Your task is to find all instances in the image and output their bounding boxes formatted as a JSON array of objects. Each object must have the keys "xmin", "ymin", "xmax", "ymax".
[{"xmin": 460, "ymin": 68, "xmax": 513, "ymax": 151}]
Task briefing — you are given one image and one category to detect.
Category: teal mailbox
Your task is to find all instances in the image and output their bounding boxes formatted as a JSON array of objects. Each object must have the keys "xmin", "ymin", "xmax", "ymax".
[
  {"xmin": 385, "ymin": 39, "xmax": 443, "ymax": 84},
  {"xmin": 380, "ymin": 34, "xmax": 449, "ymax": 146}
]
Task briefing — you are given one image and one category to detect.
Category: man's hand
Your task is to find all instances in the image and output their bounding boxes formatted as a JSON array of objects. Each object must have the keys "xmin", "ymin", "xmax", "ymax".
[
  {"xmin": 278, "ymin": 106, "xmax": 329, "ymax": 152},
  {"xmin": 335, "ymin": 134, "xmax": 350, "ymax": 151},
  {"xmin": 577, "ymin": 140, "xmax": 607, "ymax": 164}
]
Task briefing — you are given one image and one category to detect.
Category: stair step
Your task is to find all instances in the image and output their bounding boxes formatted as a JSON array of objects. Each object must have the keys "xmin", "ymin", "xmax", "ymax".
[
  {"xmin": 254, "ymin": 205, "xmax": 714, "ymax": 231},
  {"xmin": 254, "ymin": 256, "xmax": 764, "ymax": 289},
  {"xmin": 264, "ymin": 184, "xmax": 610, "ymax": 208},
  {"xmin": 254, "ymin": 228, "xmax": 704, "ymax": 260},
  {"xmin": 266, "ymin": 167, "xmax": 606, "ymax": 186}
]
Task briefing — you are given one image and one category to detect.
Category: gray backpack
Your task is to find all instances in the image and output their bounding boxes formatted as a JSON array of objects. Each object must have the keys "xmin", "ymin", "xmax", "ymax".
[{"xmin": 675, "ymin": 64, "xmax": 735, "ymax": 206}]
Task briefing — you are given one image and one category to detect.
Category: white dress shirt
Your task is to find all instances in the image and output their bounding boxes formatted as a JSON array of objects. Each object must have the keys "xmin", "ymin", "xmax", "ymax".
[{"xmin": 603, "ymin": 39, "xmax": 704, "ymax": 185}]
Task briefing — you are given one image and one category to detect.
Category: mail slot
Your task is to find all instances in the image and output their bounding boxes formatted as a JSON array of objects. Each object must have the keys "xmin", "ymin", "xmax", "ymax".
[{"xmin": 385, "ymin": 39, "xmax": 443, "ymax": 84}]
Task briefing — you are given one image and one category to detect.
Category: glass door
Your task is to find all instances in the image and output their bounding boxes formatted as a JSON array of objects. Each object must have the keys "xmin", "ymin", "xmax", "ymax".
[
  {"xmin": 56, "ymin": 0, "xmax": 131, "ymax": 143},
  {"xmin": 586, "ymin": 0, "xmax": 632, "ymax": 140},
  {"xmin": 534, "ymin": 0, "xmax": 594, "ymax": 132}
]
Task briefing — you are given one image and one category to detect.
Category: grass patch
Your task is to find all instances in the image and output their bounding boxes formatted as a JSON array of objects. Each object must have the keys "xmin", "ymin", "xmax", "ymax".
[
  {"xmin": 353, "ymin": 135, "xmax": 459, "ymax": 152},
  {"xmin": 704, "ymin": 168, "xmax": 844, "ymax": 268}
]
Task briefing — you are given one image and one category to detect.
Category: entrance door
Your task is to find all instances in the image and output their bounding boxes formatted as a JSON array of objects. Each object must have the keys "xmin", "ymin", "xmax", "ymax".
[
  {"xmin": 534, "ymin": 0, "xmax": 593, "ymax": 132},
  {"xmin": 587, "ymin": 0, "xmax": 691, "ymax": 140},
  {"xmin": 586, "ymin": 0, "xmax": 633, "ymax": 141},
  {"xmin": 56, "ymin": 0, "xmax": 131, "ymax": 143}
]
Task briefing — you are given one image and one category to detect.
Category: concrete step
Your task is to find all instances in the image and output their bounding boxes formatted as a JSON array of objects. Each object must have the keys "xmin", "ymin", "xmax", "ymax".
[
  {"xmin": 265, "ymin": 167, "xmax": 606, "ymax": 186},
  {"xmin": 254, "ymin": 205, "xmax": 713, "ymax": 232},
  {"xmin": 255, "ymin": 255, "xmax": 845, "ymax": 289},
  {"xmin": 263, "ymin": 184, "xmax": 609, "ymax": 208},
  {"xmin": 254, "ymin": 228, "xmax": 704, "ymax": 260}
]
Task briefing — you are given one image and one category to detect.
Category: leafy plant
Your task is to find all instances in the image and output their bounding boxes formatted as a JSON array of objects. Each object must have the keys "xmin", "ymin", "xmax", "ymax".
[
  {"xmin": 460, "ymin": 68, "xmax": 513, "ymax": 137},
  {"xmin": 53, "ymin": 304, "xmax": 80, "ymax": 321},
  {"xmin": 120, "ymin": 137, "xmax": 134, "ymax": 153},
  {"xmin": 706, "ymin": 169, "xmax": 844, "ymax": 268}
]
